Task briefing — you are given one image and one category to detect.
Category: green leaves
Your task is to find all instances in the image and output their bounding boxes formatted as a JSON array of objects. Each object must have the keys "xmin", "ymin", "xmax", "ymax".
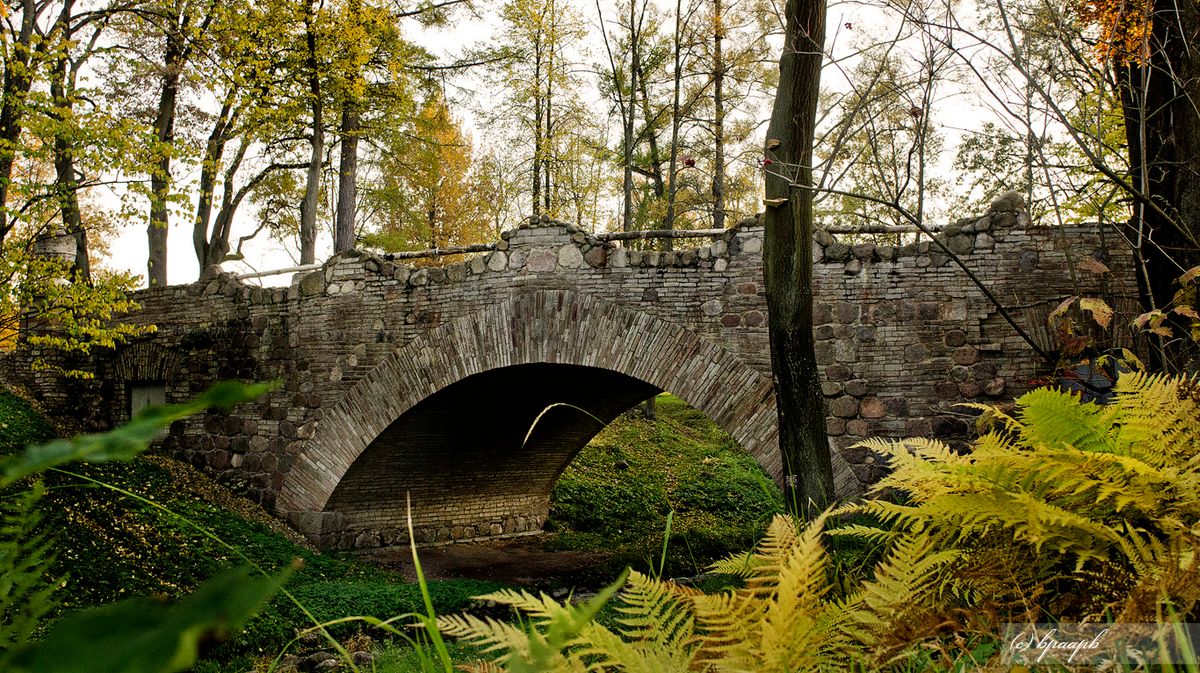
[
  {"xmin": 4, "ymin": 566, "xmax": 292, "ymax": 673},
  {"xmin": 0, "ymin": 381, "xmax": 285, "ymax": 672},
  {"xmin": 0, "ymin": 485, "xmax": 59, "ymax": 655},
  {"xmin": 0, "ymin": 381, "xmax": 274, "ymax": 487}
]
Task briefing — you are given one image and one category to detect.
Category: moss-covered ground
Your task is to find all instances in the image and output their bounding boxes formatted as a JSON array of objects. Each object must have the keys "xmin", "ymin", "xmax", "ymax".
[{"xmin": 547, "ymin": 393, "xmax": 783, "ymax": 579}]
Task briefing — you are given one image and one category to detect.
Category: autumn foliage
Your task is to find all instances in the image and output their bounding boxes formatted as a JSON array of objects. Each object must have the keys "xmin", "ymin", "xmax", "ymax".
[{"xmin": 1072, "ymin": 0, "xmax": 1153, "ymax": 63}]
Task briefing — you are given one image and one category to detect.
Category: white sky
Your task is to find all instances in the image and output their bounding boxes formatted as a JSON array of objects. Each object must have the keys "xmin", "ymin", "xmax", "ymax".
[{"xmin": 98, "ymin": 0, "xmax": 974, "ymax": 288}]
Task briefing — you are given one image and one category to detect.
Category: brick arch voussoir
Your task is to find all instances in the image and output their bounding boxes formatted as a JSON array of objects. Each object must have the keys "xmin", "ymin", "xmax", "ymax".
[{"xmin": 275, "ymin": 289, "xmax": 783, "ymax": 515}]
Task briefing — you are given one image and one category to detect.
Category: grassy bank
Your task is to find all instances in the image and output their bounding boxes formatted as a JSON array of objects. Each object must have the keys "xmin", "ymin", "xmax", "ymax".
[
  {"xmin": 0, "ymin": 390, "xmax": 500, "ymax": 665},
  {"xmin": 547, "ymin": 393, "xmax": 783, "ymax": 579}
]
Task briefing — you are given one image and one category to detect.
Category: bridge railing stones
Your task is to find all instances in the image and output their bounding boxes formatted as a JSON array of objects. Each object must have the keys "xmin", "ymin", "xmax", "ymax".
[{"xmin": 295, "ymin": 216, "xmax": 756, "ymax": 300}]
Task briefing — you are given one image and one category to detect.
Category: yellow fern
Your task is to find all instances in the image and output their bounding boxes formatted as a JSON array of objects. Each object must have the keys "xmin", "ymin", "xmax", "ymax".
[
  {"xmin": 849, "ymin": 371, "xmax": 1200, "ymax": 620},
  {"xmin": 435, "ymin": 372, "xmax": 1200, "ymax": 672}
]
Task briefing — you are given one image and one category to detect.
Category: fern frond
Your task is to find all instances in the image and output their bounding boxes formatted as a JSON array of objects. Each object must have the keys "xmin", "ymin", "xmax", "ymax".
[
  {"xmin": 956, "ymin": 401, "xmax": 1022, "ymax": 434},
  {"xmin": 1112, "ymin": 372, "xmax": 1200, "ymax": 467},
  {"xmin": 826, "ymin": 524, "xmax": 898, "ymax": 545},
  {"xmin": 609, "ymin": 572, "xmax": 695, "ymax": 652},
  {"xmin": 0, "ymin": 484, "xmax": 59, "ymax": 654},
  {"xmin": 436, "ymin": 614, "xmax": 532, "ymax": 658},
  {"xmin": 757, "ymin": 513, "xmax": 855, "ymax": 673},
  {"xmin": 689, "ymin": 587, "xmax": 763, "ymax": 660},
  {"xmin": 469, "ymin": 588, "xmax": 576, "ymax": 625},
  {"xmin": 1017, "ymin": 386, "xmax": 1116, "ymax": 454},
  {"xmin": 708, "ymin": 549, "xmax": 758, "ymax": 578},
  {"xmin": 741, "ymin": 514, "xmax": 803, "ymax": 597},
  {"xmin": 576, "ymin": 620, "xmax": 697, "ymax": 673},
  {"xmin": 847, "ymin": 534, "xmax": 956, "ymax": 630}
]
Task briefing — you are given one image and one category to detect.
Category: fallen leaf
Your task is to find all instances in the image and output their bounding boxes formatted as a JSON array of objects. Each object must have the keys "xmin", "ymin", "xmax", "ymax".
[{"xmin": 1077, "ymin": 257, "xmax": 1110, "ymax": 275}]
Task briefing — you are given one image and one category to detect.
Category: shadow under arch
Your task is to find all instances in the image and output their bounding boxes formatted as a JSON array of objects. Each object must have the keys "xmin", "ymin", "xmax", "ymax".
[{"xmin": 277, "ymin": 289, "xmax": 852, "ymax": 548}]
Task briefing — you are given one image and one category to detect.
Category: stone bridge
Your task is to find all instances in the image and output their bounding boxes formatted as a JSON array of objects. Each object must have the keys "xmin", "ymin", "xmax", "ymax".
[{"xmin": 7, "ymin": 205, "xmax": 1137, "ymax": 549}]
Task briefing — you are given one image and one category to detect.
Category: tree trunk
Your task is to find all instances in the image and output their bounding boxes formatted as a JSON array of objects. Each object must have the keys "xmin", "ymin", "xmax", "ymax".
[
  {"xmin": 193, "ymin": 96, "xmax": 234, "ymax": 272},
  {"xmin": 665, "ymin": 0, "xmax": 684, "ymax": 235},
  {"xmin": 532, "ymin": 33, "xmax": 543, "ymax": 216},
  {"xmin": 641, "ymin": 395, "xmax": 656, "ymax": 420},
  {"xmin": 299, "ymin": 7, "xmax": 323, "ymax": 265},
  {"xmin": 544, "ymin": 4, "xmax": 555, "ymax": 216},
  {"xmin": 636, "ymin": 67, "xmax": 668, "ymax": 248},
  {"xmin": 148, "ymin": 36, "xmax": 182, "ymax": 287},
  {"xmin": 49, "ymin": 25, "xmax": 90, "ymax": 283},
  {"xmin": 204, "ymin": 141, "xmax": 254, "ymax": 269},
  {"xmin": 335, "ymin": 100, "xmax": 360, "ymax": 253},
  {"xmin": 1118, "ymin": 0, "xmax": 1200, "ymax": 369},
  {"xmin": 711, "ymin": 0, "xmax": 726, "ymax": 230},
  {"xmin": 762, "ymin": 0, "xmax": 833, "ymax": 511},
  {"xmin": 621, "ymin": 0, "xmax": 637, "ymax": 232},
  {"xmin": 0, "ymin": 0, "xmax": 38, "ymax": 244}
]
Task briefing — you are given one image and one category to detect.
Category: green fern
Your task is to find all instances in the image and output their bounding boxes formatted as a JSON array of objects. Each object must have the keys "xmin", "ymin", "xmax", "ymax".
[{"xmin": 0, "ymin": 484, "xmax": 58, "ymax": 657}]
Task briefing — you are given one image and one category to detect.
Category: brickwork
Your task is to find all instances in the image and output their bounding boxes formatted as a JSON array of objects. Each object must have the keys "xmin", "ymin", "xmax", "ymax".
[{"xmin": 4, "ymin": 202, "xmax": 1138, "ymax": 549}]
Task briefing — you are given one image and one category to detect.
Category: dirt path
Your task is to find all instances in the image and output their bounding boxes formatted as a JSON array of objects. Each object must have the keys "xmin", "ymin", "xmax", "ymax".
[{"xmin": 365, "ymin": 535, "xmax": 611, "ymax": 587}]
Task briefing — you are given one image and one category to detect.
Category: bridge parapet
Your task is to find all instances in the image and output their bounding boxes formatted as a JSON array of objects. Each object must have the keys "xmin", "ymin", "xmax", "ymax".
[{"xmin": 295, "ymin": 217, "xmax": 761, "ymax": 301}]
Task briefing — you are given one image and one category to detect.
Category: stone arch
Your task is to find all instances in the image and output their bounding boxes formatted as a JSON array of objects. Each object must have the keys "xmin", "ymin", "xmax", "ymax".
[
  {"xmin": 277, "ymin": 289, "xmax": 853, "ymax": 544},
  {"xmin": 111, "ymin": 340, "xmax": 183, "ymax": 382}
]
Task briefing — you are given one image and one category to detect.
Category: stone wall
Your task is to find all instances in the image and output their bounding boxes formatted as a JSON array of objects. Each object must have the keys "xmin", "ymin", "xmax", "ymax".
[
  {"xmin": 6, "ymin": 201, "xmax": 1138, "ymax": 548},
  {"xmin": 808, "ymin": 202, "xmax": 1138, "ymax": 483}
]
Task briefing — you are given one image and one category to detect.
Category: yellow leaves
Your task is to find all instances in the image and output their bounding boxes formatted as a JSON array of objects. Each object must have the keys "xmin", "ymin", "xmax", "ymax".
[
  {"xmin": 1050, "ymin": 295, "xmax": 1114, "ymax": 330},
  {"xmin": 1071, "ymin": 0, "xmax": 1152, "ymax": 64},
  {"xmin": 1079, "ymin": 297, "xmax": 1114, "ymax": 329},
  {"xmin": 365, "ymin": 95, "xmax": 497, "ymax": 263},
  {"xmin": 1133, "ymin": 309, "xmax": 1174, "ymax": 338},
  {"xmin": 1, "ymin": 248, "xmax": 152, "ymax": 377}
]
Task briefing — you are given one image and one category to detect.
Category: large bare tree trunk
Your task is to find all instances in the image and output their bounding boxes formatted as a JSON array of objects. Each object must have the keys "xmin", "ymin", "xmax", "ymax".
[
  {"xmin": 763, "ymin": 0, "xmax": 833, "ymax": 511},
  {"xmin": 147, "ymin": 38, "xmax": 182, "ymax": 287},
  {"xmin": 1119, "ymin": 0, "xmax": 1200, "ymax": 369},
  {"xmin": 711, "ymin": 0, "xmax": 726, "ymax": 230},
  {"xmin": 335, "ymin": 101, "xmax": 360, "ymax": 253},
  {"xmin": 299, "ymin": 7, "xmax": 322, "ymax": 264}
]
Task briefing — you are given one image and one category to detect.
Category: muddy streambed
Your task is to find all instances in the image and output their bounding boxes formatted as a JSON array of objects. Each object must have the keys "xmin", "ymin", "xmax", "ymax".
[{"xmin": 364, "ymin": 535, "xmax": 612, "ymax": 589}]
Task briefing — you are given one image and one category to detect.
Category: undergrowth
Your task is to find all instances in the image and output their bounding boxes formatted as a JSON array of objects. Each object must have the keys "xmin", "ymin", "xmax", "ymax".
[
  {"xmin": 43, "ymin": 458, "xmax": 502, "ymax": 656},
  {"xmin": 0, "ymin": 391, "xmax": 56, "ymax": 454},
  {"xmin": 0, "ymin": 390, "xmax": 499, "ymax": 661}
]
